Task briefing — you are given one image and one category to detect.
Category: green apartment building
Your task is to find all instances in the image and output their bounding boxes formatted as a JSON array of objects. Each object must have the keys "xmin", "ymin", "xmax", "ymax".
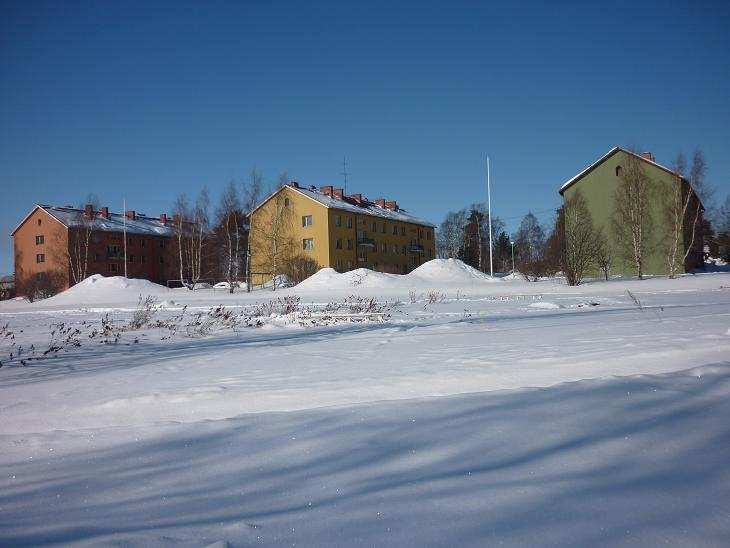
[{"xmin": 559, "ymin": 147, "xmax": 704, "ymax": 277}]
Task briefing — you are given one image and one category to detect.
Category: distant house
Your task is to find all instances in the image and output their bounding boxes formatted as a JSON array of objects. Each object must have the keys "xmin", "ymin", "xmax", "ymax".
[
  {"xmin": 0, "ymin": 274, "xmax": 14, "ymax": 300},
  {"xmin": 249, "ymin": 182, "xmax": 436, "ymax": 280},
  {"xmin": 11, "ymin": 204, "xmax": 178, "ymax": 296},
  {"xmin": 559, "ymin": 147, "xmax": 704, "ymax": 276}
]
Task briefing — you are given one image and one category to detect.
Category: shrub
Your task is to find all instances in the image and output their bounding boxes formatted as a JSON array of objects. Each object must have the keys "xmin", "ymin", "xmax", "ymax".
[
  {"xmin": 21, "ymin": 270, "xmax": 65, "ymax": 302},
  {"xmin": 282, "ymin": 255, "xmax": 321, "ymax": 285}
]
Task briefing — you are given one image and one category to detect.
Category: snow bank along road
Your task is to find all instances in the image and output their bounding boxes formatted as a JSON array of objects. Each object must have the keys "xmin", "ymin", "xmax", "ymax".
[{"xmin": 1, "ymin": 267, "xmax": 730, "ymax": 545}]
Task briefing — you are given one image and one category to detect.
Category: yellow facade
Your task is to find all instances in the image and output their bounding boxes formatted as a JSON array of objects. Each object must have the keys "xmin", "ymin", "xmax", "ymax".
[{"xmin": 250, "ymin": 185, "xmax": 436, "ymax": 277}]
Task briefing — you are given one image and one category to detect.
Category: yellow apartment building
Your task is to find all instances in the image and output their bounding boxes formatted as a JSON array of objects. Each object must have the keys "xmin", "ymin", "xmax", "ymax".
[{"xmin": 249, "ymin": 182, "xmax": 436, "ymax": 277}]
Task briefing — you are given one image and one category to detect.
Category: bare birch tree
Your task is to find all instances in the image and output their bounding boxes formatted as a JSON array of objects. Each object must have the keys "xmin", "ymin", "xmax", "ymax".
[
  {"xmin": 185, "ymin": 188, "xmax": 210, "ymax": 288},
  {"xmin": 562, "ymin": 190, "xmax": 600, "ymax": 285},
  {"xmin": 437, "ymin": 210, "xmax": 467, "ymax": 259},
  {"xmin": 595, "ymin": 230, "xmax": 613, "ymax": 281},
  {"xmin": 216, "ymin": 181, "xmax": 244, "ymax": 293},
  {"xmin": 57, "ymin": 196, "xmax": 100, "ymax": 285},
  {"xmin": 250, "ymin": 191, "xmax": 294, "ymax": 290},
  {"xmin": 664, "ymin": 150, "xmax": 709, "ymax": 277},
  {"xmin": 243, "ymin": 170, "xmax": 264, "ymax": 290},
  {"xmin": 172, "ymin": 194, "xmax": 190, "ymax": 287},
  {"xmin": 611, "ymin": 153, "xmax": 656, "ymax": 279}
]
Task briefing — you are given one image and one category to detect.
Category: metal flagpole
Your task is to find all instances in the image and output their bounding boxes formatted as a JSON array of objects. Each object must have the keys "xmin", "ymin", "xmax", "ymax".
[
  {"xmin": 123, "ymin": 198, "xmax": 128, "ymax": 278},
  {"xmin": 487, "ymin": 156, "xmax": 494, "ymax": 277}
]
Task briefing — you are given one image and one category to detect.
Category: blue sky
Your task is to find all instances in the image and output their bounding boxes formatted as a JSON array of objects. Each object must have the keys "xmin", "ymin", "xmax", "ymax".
[{"xmin": 2, "ymin": 0, "xmax": 729, "ymax": 275}]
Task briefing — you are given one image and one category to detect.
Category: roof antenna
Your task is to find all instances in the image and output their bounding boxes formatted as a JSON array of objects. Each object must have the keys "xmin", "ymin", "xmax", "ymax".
[{"xmin": 341, "ymin": 156, "xmax": 349, "ymax": 195}]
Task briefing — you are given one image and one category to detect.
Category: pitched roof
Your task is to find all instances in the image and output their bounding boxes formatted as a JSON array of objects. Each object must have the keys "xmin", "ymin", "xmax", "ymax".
[
  {"xmin": 558, "ymin": 146, "xmax": 686, "ymax": 195},
  {"xmin": 11, "ymin": 204, "xmax": 175, "ymax": 237},
  {"xmin": 253, "ymin": 184, "xmax": 436, "ymax": 228}
]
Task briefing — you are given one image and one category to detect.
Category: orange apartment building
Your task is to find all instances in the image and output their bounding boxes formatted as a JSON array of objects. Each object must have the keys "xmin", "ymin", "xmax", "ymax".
[{"xmin": 12, "ymin": 204, "xmax": 177, "ymax": 295}]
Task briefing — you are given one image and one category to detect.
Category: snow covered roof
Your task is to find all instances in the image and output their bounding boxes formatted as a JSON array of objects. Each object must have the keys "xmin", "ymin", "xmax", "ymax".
[
  {"xmin": 558, "ymin": 146, "xmax": 686, "ymax": 195},
  {"xmin": 254, "ymin": 185, "xmax": 436, "ymax": 228},
  {"xmin": 12, "ymin": 204, "xmax": 175, "ymax": 237}
]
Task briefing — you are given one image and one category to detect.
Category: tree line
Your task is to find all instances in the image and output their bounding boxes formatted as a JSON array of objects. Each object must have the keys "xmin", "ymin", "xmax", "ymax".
[{"xmin": 437, "ymin": 148, "xmax": 728, "ymax": 285}]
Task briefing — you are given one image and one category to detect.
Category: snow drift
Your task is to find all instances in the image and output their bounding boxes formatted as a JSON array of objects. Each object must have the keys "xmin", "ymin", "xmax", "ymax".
[
  {"xmin": 409, "ymin": 258, "xmax": 502, "ymax": 284},
  {"xmin": 296, "ymin": 259, "xmax": 502, "ymax": 292},
  {"xmin": 44, "ymin": 274, "xmax": 169, "ymax": 305}
]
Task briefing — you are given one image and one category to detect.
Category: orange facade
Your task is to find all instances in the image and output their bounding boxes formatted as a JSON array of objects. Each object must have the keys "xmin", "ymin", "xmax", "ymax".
[{"xmin": 13, "ymin": 206, "xmax": 176, "ymax": 295}]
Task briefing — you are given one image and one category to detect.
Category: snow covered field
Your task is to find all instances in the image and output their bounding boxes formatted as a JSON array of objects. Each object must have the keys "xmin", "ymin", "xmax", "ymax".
[{"xmin": 1, "ymin": 260, "xmax": 730, "ymax": 546}]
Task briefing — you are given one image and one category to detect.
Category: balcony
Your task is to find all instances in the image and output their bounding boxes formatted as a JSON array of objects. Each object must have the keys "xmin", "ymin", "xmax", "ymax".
[
  {"xmin": 357, "ymin": 237, "xmax": 375, "ymax": 248},
  {"xmin": 408, "ymin": 243, "xmax": 424, "ymax": 253}
]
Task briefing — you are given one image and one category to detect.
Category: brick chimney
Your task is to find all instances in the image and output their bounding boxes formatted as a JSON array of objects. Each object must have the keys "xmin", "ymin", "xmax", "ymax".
[
  {"xmin": 319, "ymin": 185, "xmax": 334, "ymax": 197},
  {"xmin": 100, "ymin": 206, "xmax": 109, "ymax": 219},
  {"xmin": 375, "ymin": 198, "xmax": 386, "ymax": 208},
  {"xmin": 642, "ymin": 151, "xmax": 655, "ymax": 162},
  {"xmin": 349, "ymin": 193, "xmax": 363, "ymax": 204},
  {"xmin": 125, "ymin": 210, "xmax": 136, "ymax": 220},
  {"xmin": 84, "ymin": 203, "xmax": 94, "ymax": 218},
  {"xmin": 333, "ymin": 188, "xmax": 344, "ymax": 199},
  {"xmin": 385, "ymin": 200, "xmax": 398, "ymax": 211},
  {"xmin": 160, "ymin": 213, "xmax": 167, "ymax": 224}
]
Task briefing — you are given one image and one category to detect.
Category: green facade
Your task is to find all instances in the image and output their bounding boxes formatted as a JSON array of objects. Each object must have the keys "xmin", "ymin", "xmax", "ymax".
[{"xmin": 560, "ymin": 149, "xmax": 691, "ymax": 277}]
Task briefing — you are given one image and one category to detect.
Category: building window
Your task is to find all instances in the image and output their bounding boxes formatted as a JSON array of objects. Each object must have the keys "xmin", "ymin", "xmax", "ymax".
[
  {"xmin": 129, "ymin": 254, "xmax": 135, "ymax": 263},
  {"xmin": 36, "ymin": 235, "xmax": 44, "ymax": 245},
  {"xmin": 426, "ymin": 230, "xmax": 431, "ymax": 240},
  {"xmin": 347, "ymin": 260, "xmax": 353, "ymax": 269},
  {"xmin": 36, "ymin": 272, "xmax": 45, "ymax": 281},
  {"xmin": 402, "ymin": 245, "xmax": 406, "ymax": 255},
  {"xmin": 381, "ymin": 223, "xmax": 386, "ymax": 234},
  {"xmin": 302, "ymin": 215, "xmax": 313, "ymax": 227},
  {"xmin": 36, "ymin": 253, "xmax": 45, "ymax": 263},
  {"xmin": 347, "ymin": 217, "xmax": 353, "ymax": 228},
  {"xmin": 159, "ymin": 239, "xmax": 166, "ymax": 248},
  {"xmin": 336, "ymin": 215, "xmax": 342, "ymax": 227},
  {"xmin": 159, "ymin": 256, "xmax": 164, "ymax": 264},
  {"xmin": 303, "ymin": 238, "xmax": 314, "ymax": 251},
  {"xmin": 616, "ymin": 165, "xmax": 622, "ymax": 177},
  {"xmin": 140, "ymin": 239, "xmax": 145, "ymax": 247},
  {"xmin": 110, "ymin": 263, "xmax": 119, "ymax": 272},
  {"xmin": 285, "ymin": 197, "xmax": 290, "ymax": 207},
  {"xmin": 94, "ymin": 253, "xmax": 100, "ymax": 262},
  {"xmin": 336, "ymin": 238, "xmax": 342, "ymax": 249},
  {"xmin": 336, "ymin": 259, "xmax": 342, "ymax": 270},
  {"xmin": 371, "ymin": 221, "xmax": 376, "ymax": 231},
  {"xmin": 347, "ymin": 239, "xmax": 353, "ymax": 250},
  {"xmin": 401, "ymin": 226, "xmax": 405, "ymax": 235},
  {"xmin": 428, "ymin": 248, "xmax": 433, "ymax": 258},
  {"xmin": 381, "ymin": 242, "xmax": 386, "ymax": 253},
  {"xmin": 392, "ymin": 244, "xmax": 397, "ymax": 254},
  {"xmin": 392, "ymin": 225, "xmax": 398, "ymax": 235},
  {"xmin": 141, "ymin": 255, "xmax": 146, "ymax": 263},
  {"xmin": 37, "ymin": 219, "xmax": 42, "ymax": 226}
]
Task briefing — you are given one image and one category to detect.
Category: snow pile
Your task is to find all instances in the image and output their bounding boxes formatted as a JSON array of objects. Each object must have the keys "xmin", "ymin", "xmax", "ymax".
[
  {"xmin": 409, "ymin": 258, "xmax": 502, "ymax": 284},
  {"xmin": 45, "ymin": 274, "xmax": 169, "ymax": 305},
  {"xmin": 295, "ymin": 267, "xmax": 402, "ymax": 291},
  {"xmin": 296, "ymin": 259, "xmax": 501, "ymax": 292},
  {"xmin": 528, "ymin": 301, "xmax": 564, "ymax": 310}
]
